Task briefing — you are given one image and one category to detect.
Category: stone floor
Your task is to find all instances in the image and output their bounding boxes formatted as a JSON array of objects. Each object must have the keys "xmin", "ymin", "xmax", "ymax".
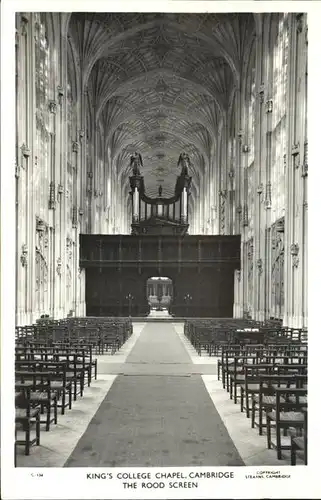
[{"xmin": 15, "ymin": 322, "xmax": 304, "ymax": 467}]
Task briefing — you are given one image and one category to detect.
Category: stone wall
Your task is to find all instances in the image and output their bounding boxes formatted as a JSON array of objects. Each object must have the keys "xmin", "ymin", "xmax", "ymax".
[
  {"xmin": 15, "ymin": 13, "xmax": 307, "ymax": 327},
  {"xmin": 15, "ymin": 13, "xmax": 130, "ymax": 325}
]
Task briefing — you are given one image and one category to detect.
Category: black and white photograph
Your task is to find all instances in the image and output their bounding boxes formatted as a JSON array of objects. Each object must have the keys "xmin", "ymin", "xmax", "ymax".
[{"xmin": 1, "ymin": 1, "xmax": 319, "ymax": 499}]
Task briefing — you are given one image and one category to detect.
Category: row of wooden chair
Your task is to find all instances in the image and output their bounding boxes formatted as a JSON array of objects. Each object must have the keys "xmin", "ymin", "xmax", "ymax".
[
  {"xmin": 16, "ymin": 317, "xmax": 133, "ymax": 354},
  {"xmin": 216, "ymin": 342, "xmax": 308, "ymax": 464},
  {"xmin": 184, "ymin": 319, "xmax": 308, "ymax": 465},
  {"xmin": 184, "ymin": 318, "xmax": 307, "ymax": 356},
  {"xmin": 15, "ymin": 316, "xmax": 133, "ymax": 461},
  {"xmin": 15, "ymin": 342, "xmax": 99, "ymax": 460}
]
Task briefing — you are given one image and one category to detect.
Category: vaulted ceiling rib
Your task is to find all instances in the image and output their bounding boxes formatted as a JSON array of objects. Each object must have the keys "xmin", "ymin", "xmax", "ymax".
[{"xmin": 68, "ymin": 13, "xmax": 254, "ymax": 197}]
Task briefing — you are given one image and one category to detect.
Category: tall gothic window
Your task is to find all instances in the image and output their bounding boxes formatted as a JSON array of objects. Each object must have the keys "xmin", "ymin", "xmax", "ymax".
[
  {"xmin": 34, "ymin": 14, "xmax": 50, "ymax": 216},
  {"xmin": 245, "ymin": 49, "xmax": 256, "ymax": 235},
  {"xmin": 246, "ymin": 55, "xmax": 256, "ymax": 168},
  {"xmin": 228, "ymin": 99, "xmax": 236, "ymax": 235},
  {"xmin": 34, "ymin": 15, "xmax": 50, "ymax": 315},
  {"xmin": 271, "ymin": 13, "xmax": 288, "ymax": 220},
  {"xmin": 35, "ymin": 14, "xmax": 49, "ymax": 109}
]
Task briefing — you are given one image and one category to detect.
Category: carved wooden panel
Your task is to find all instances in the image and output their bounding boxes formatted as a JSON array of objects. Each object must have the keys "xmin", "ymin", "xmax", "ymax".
[
  {"xmin": 81, "ymin": 234, "xmax": 240, "ymax": 317},
  {"xmin": 80, "ymin": 235, "xmax": 241, "ymax": 265}
]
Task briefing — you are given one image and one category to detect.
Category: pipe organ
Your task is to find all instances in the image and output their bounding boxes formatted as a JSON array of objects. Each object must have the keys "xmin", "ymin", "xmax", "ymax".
[{"xmin": 129, "ymin": 153, "xmax": 192, "ymax": 236}]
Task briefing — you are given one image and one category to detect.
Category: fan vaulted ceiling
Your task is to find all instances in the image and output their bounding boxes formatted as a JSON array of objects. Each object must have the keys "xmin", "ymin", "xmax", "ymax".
[{"xmin": 67, "ymin": 13, "xmax": 255, "ymax": 197}]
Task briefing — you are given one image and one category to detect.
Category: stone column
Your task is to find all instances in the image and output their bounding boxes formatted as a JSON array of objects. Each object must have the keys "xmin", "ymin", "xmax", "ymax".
[
  {"xmin": 75, "ymin": 95, "xmax": 83, "ymax": 316},
  {"xmin": 262, "ymin": 15, "xmax": 274, "ymax": 323},
  {"xmin": 234, "ymin": 89, "xmax": 242, "ymax": 237},
  {"xmin": 92, "ymin": 115, "xmax": 98, "ymax": 233},
  {"xmin": 233, "ymin": 270, "xmax": 242, "ymax": 317},
  {"xmin": 55, "ymin": 21, "xmax": 69, "ymax": 319},
  {"xmin": 133, "ymin": 187, "xmax": 139, "ymax": 221},
  {"xmin": 15, "ymin": 15, "xmax": 30, "ymax": 325},
  {"xmin": 27, "ymin": 14, "xmax": 37, "ymax": 324},
  {"xmin": 284, "ymin": 14, "xmax": 307, "ymax": 328},
  {"xmin": 182, "ymin": 188, "xmax": 188, "ymax": 221},
  {"xmin": 212, "ymin": 138, "xmax": 220, "ymax": 235},
  {"xmin": 292, "ymin": 14, "xmax": 307, "ymax": 327}
]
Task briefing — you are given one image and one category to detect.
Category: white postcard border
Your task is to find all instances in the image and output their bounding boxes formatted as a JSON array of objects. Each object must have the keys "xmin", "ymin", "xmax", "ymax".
[{"xmin": 1, "ymin": 1, "xmax": 320, "ymax": 499}]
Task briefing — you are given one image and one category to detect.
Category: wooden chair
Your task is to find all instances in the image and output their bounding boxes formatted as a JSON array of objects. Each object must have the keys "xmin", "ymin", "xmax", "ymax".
[
  {"xmin": 46, "ymin": 362, "xmax": 73, "ymax": 414},
  {"xmin": 266, "ymin": 387, "xmax": 307, "ymax": 460},
  {"xmin": 251, "ymin": 374, "xmax": 307, "ymax": 435},
  {"xmin": 15, "ymin": 372, "xmax": 58, "ymax": 431},
  {"xmin": 240, "ymin": 364, "xmax": 275, "ymax": 418},
  {"xmin": 15, "ymin": 387, "xmax": 41, "ymax": 456},
  {"xmin": 291, "ymin": 408, "xmax": 307, "ymax": 465},
  {"xmin": 228, "ymin": 351, "xmax": 263, "ymax": 404}
]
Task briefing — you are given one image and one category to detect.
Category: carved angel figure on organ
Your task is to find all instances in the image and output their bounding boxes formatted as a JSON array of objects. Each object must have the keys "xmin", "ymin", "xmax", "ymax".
[
  {"xmin": 130, "ymin": 152, "xmax": 143, "ymax": 176},
  {"xmin": 177, "ymin": 152, "xmax": 190, "ymax": 176}
]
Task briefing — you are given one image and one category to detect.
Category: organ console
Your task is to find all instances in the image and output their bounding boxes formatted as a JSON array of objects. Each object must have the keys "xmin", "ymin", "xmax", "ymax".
[{"xmin": 129, "ymin": 153, "xmax": 192, "ymax": 235}]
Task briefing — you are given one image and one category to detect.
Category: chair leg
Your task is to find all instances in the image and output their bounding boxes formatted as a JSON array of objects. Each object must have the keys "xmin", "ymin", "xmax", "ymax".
[
  {"xmin": 291, "ymin": 440, "xmax": 296, "ymax": 466},
  {"xmin": 73, "ymin": 380, "xmax": 77, "ymax": 401},
  {"xmin": 36, "ymin": 413, "xmax": 40, "ymax": 445},
  {"xmin": 267, "ymin": 415, "xmax": 271, "ymax": 449},
  {"xmin": 61, "ymin": 389, "xmax": 66, "ymax": 415},
  {"xmin": 69, "ymin": 385, "xmax": 72, "ymax": 409},
  {"xmin": 276, "ymin": 424, "xmax": 282, "ymax": 460},
  {"xmin": 246, "ymin": 391, "xmax": 250, "ymax": 418},
  {"xmin": 234, "ymin": 382, "xmax": 238, "ymax": 404},
  {"xmin": 251, "ymin": 399, "xmax": 255, "ymax": 429},
  {"xmin": 46, "ymin": 403, "xmax": 51, "ymax": 431},
  {"xmin": 259, "ymin": 405, "xmax": 263, "ymax": 436},
  {"xmin": 54, "ymin": 397, "xmax": 58, "ymax": 424},
  {"xmin": 80, "ymin": 374, "xmax": 85, "ymax": 396},
  {"xmin": 25, "ymin": 423, "xmax": 30, "ymax": 456}
]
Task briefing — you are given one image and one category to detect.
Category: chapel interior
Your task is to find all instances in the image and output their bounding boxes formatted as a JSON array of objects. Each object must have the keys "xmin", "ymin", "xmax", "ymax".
[{"xmin": 14, "ymin": 11, "xmax": 308, "ymax": 470}]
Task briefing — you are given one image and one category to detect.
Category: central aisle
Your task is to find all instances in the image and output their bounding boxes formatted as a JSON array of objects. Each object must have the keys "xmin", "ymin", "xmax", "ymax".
[
  {"xmin": 126, "ymin": 322, "xmax": 191, "ymax": 364},
  {"xmin": 65, "ymin": 323, "xmax": 244, "ymax": 467}
]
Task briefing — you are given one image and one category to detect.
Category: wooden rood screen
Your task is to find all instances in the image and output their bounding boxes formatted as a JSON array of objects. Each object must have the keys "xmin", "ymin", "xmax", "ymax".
[{"xmin": 80, "ymin": 234, "xmax": 241, "ymax": 318}]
